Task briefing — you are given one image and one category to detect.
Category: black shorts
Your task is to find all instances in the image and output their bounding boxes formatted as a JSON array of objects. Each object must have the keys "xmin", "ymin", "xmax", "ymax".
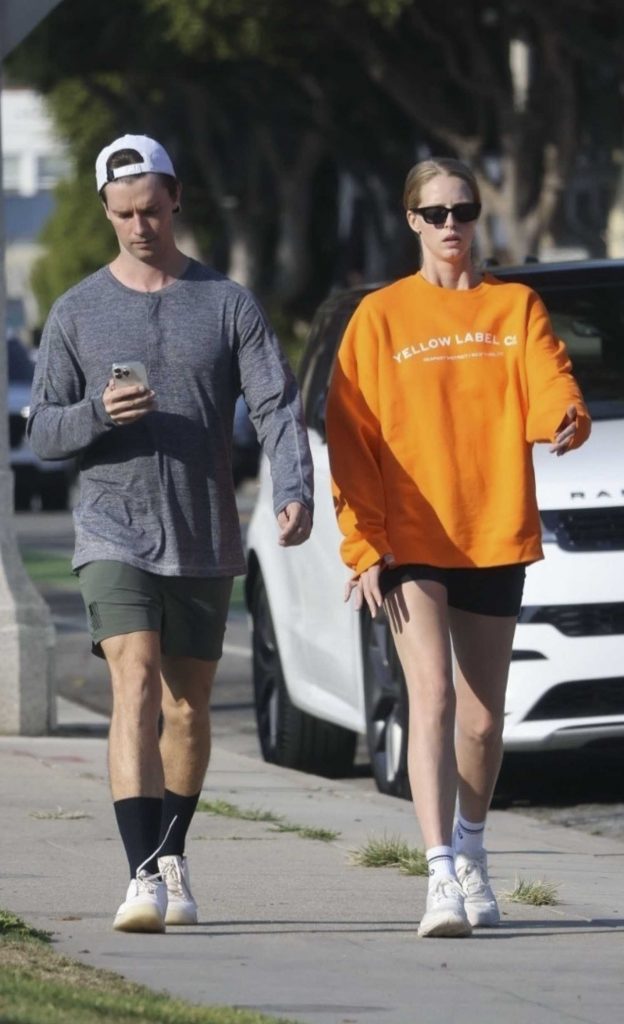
[{"xmin": 379, "ymin": 563, "xmax": 526, "ymax": 617}]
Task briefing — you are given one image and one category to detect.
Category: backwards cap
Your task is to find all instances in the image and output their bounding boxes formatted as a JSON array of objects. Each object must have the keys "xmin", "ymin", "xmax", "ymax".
[{"xmin": 95, "ymin": 134, "xmax": 176, "ymax": 192}]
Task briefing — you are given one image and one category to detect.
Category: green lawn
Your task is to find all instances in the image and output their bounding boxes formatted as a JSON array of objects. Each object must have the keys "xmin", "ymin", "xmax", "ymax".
[{"xmin": 0, "ymin": 911, "xmax": 294, "ymax": 1024}]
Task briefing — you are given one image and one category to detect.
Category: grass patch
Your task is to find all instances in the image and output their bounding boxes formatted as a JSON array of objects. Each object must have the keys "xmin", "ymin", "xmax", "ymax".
[
  {"xmin": 502, "ymin": 877, "xmax": 560, "ymax": 906},
  {"xmin": 197, "ymin": 799, "xmax": 282, "ymax": 824},
  {"xmin": 271, "ymin": 824, "xmax": 339, "ymax": 842},
  {"xmin": 0, "ymin": 910, "xmax": 51, "ymax": 943},
  {"xmin": 198, "ymin": 800, "xmax": 340, "ymax": 842},
  {"xmin": 30, "ymin": 807, "xmax": 91, "ymax": 820},
  {"xmin": 19, "ymin": 548, "xmax": 77, "ymax": 589},
  {"xmin": 351, "ymin": 835, "xmax": 427, "ymax": 876},
  {"xmin": 0, "ymin": 923, "xmax": 297, "ymax": 1023},
  {"xmin": 230, "ymin": 576, "xmax": 245, "ymax": 612},
  {"xmin": 397, "ymin": 849, "xmax": 429, "ymax": 877}
]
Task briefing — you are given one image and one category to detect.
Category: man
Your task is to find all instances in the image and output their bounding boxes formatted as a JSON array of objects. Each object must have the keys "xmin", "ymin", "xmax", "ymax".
[{"xmin": 28, "ymin": 134, "xmax": 313, "ymax": 933}]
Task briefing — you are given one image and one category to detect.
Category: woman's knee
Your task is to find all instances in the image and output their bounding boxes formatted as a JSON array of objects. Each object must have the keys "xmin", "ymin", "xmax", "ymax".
[
  {"xmin": 457, "ymin": 711, "xmax": 504, "ymax": 747},
  {"xmin": 407, "ymin": 672, "xmax": 456, "ymax": 727}
]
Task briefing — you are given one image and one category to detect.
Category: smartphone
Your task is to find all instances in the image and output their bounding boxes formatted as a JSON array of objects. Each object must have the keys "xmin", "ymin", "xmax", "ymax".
[{"xmin": 111, "ymin": 361, "xmax": 149, "ymax": 388}]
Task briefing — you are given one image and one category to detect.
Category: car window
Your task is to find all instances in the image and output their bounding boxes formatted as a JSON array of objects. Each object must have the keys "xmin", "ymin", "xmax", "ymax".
[
  {"xmin": 300, "ymin": 299, "xmax": 366, "ymax": 433},
  {"xmin": 537, "ymin": 285, "xmax": 624, "ymax": 420},
  {"xmin": 7, "ymin": 338, "xmax": 34, "ymax": 383}
]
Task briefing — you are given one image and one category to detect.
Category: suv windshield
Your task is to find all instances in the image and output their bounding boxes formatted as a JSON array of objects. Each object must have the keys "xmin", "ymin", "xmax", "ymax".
[
  {"xmin": 540, "ymin": 284, "xmax": 624, "ymax": 420},
  {"xmin": 7, "ymin": 338, "xmax": 34, "ymax": 383}
]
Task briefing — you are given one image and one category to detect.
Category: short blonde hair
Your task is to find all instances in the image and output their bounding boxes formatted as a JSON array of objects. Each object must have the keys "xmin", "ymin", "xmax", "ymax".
[{"xmin": 403, "ymin": 158, "xmax": 480, "ymax": 211}]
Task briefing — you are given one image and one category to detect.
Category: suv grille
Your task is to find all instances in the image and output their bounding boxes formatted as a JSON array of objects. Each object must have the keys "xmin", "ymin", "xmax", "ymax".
[
  {"xmin": 525, "ymin": 678, "xmax": 624, "ymax": 720},
  {"xmin": 520, "ymin": 603, "xmax": 624, "ymax": 636},
  {"xmin": 9, "ymin": 414, "xmax": 27, "ymax": 448},
  {"xmin": 541, "ymin": 508, "xmax": 624, "ymax": 551}
]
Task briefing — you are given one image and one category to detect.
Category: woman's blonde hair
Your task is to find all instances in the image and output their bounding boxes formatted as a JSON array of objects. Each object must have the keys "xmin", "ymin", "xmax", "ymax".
[{"xmin": 403, "ymin": 158, "xmax": 480, "ymax": 211}]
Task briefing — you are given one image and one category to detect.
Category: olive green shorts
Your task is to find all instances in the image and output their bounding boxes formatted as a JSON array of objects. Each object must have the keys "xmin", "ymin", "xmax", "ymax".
[{"xmin": 77, "ymin": 561, "xmax": 233, "ymax": 661}]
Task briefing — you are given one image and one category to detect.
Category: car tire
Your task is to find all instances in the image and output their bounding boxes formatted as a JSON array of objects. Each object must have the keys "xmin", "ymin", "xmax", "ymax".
[
  {"xmin": 40, "ymin": 474, "xmax": 70, "ymax": 511},
  {"xmin": 250, "ymin": 573, "xmax": 357, "ymax": 777},
  {"xmin": 361, "ymin": 608, "xmax": 411, "ymax": 799}
]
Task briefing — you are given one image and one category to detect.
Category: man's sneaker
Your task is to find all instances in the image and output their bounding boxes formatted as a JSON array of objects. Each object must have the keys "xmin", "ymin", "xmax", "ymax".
[
  {"xmin": 113, "ymin": 870, "xmax": 167, "ymax": 933},
  {"xmin": 418, "ymin": 877, "xmax": 472, "ymax": 938},
  {"xmin": 455, "ymin": 851, "xmax": 500, "ymax": 927},
  {"xmin": 158, "ymin": 855, "xmax": 198, "ymax": 925}
]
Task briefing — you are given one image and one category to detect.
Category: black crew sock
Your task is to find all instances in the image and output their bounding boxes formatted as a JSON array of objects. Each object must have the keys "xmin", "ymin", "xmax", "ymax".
[
  {"xmin": 158, "ymin": 789, "xmax": 201, "ymax": 857},
  {"xmin": 113, "ymin": 796, "xmax": 163, "ymax": 879}
]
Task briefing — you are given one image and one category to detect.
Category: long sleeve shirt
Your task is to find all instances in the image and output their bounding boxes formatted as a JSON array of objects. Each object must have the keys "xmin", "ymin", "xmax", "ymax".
[
  {"xmin": 326, "ymin": 272, "xmax": 590, "ymax": 576},
  {"xmin": 28, "ymin": 260, "xmax": 313, "ymax": 576}
]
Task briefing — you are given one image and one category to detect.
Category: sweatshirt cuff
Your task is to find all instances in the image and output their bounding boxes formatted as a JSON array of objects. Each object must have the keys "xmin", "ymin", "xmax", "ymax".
[{"xmin": 92, "ymin": 395, "xmax": 115, "ymax": 428}]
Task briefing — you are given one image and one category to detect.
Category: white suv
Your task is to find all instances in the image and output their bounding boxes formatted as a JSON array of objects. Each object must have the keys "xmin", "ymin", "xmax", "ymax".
[{"xmin": 245, "ymin": 260, "xmax": 624, "ymax": 798}]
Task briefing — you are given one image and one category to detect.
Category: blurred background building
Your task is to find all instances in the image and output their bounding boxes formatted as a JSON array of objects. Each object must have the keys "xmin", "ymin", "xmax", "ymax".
[{"xmin": 2, "ymin": 86, "xmax": 69, "ymax": 342}]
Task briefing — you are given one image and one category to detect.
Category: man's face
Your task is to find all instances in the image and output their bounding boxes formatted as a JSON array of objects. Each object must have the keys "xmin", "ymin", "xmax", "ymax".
[{"xmin": 103, "ymin": 174, "xmax": 179, "ymax": 263}]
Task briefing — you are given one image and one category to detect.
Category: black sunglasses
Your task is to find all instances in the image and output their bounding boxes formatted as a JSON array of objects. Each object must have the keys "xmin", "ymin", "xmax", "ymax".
[{"xmin": 412, "ymin": 202, "xmax": 481, "ymax": 226}]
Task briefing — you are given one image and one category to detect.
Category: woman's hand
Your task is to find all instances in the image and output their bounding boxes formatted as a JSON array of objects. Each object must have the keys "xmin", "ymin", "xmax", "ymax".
[
  {"xmin": 550, "ymin": 404, "xmax": 578, "ymax": 456},
  {"xmin": 344, "ymin": 554, "xmax": 396, "ymax": 617}
]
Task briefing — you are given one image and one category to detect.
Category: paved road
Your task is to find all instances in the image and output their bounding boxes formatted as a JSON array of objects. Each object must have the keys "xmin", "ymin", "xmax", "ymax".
[{"xmin": 13, "ymin": 504, "xmax": 624, "ymax": 839}]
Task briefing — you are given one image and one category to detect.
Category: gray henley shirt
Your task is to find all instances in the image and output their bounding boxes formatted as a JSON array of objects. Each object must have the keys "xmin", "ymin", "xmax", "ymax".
[{"xmin": 27, "ymin": 260, "xmax": 314, "ymax": 577}]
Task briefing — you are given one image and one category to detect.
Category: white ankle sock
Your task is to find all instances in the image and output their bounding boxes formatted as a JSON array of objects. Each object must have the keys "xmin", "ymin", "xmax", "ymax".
[
  {"xmin": 426, "ymin": 845, "xmax": 456, "ymax": 884},
  {"xmin": 454, "ymin": 813, "xmax": 486, "ymax": 857}
]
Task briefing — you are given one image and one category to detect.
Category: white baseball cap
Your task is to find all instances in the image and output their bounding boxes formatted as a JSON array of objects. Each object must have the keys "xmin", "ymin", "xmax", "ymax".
[{"xmin": 95, "ymin": 134, "xmax": 176, "ymax": 192}]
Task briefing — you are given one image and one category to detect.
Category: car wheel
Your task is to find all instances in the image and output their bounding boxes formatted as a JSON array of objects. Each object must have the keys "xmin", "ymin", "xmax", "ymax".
[
  {"xmin": 362, "ymin": 608, "xmax": 411, "ymax": 799},
  {"xmin": 250, "ymin": 573, "xmax": 357, "ymax": 777},
  {"xmin": 40, "ymin": 474, "xmax": 69, "ymax": 511}
]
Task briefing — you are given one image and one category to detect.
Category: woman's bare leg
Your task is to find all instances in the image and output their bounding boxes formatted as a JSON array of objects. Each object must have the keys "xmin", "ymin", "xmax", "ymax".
[
  {"xmin": 386, "ymin": 580, "xmax": 455, "ymax": 848},
  {"xmin": 449, "ymin": 609, "xmax": 517, "ymax": 823}
]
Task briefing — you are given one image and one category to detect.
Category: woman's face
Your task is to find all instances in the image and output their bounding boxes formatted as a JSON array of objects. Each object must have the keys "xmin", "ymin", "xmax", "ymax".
[{"xmin": 406, "ymin": 173, "xmax": 479, "ymax": 266}]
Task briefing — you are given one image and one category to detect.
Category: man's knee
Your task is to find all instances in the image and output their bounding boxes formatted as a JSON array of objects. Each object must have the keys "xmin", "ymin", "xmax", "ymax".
[{"xmin": 104, "ymin": 637, "xmax": 162, "ymax": 718}]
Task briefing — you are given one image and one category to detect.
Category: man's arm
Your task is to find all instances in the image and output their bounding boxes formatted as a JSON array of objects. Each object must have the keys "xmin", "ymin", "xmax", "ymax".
[
  {"xmin": 27, "ymin": 309, "xmax": 115, "ymax": 460},
  {"xmin": 236, "ymin": 292, "xmax": 314, "ymax": 535},
  {"xmin": 277, "ymin": 501, "xmax": 312, "ymax": 546}
]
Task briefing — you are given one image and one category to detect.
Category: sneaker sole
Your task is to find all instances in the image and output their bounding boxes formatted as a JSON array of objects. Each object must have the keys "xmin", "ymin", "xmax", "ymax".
[
  {"xmin": 113, "ymin": 906, "xmax": 166, "ymax": 933},
  {"xmin": 165, "ymin": 904, "xmax": 198, "ymax": 926},
  {"xmin": 418, "ymin": 912, "xmax": 472, "ymax": 938}
]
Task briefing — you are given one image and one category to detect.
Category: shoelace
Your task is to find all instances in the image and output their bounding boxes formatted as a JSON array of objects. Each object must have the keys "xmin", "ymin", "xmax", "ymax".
[
  {"xmin": 135, "ymin": 870, "xmax": 164, "ymax": 895},
  {"xmin": 160, "ymin": 859, "xmax": 188, "ymax": 900},
  {"xmin": 458, "ymin": 859, "xmax": 489, "ymax": 895},
  {"xmin": 135, "ymin": 814, "xmax": 178, "ymax": 883},
  {"xmin": 429, "ymin": 877, "xmax": 463, "ymax": 904}
]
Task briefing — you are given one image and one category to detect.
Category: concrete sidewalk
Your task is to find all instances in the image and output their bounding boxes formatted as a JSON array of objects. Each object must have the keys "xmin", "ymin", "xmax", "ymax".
[{"xmin": 1, "ymin": 697, "xmax": 623, "ymax": 1024}]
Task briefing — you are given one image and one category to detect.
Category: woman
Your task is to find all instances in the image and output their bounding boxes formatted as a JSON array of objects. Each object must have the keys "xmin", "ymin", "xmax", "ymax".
[{"xmin": 326, "ymin": 158, "xmax": 590, "ymax": 938}]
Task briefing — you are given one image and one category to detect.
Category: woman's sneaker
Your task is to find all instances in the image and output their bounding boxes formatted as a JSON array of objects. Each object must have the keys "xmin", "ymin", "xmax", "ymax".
[
  {"xmin": 417, "ymin": 877, "xmax": 472, "ymax": 938},
  {"xmin": 455, "ymin": 851, "xmax": 500, "ymax": 927},
  {"xmin": 158, "ymin": 855, "xmax": 198, "ymax": 925},
  {"xmin": 113, "ymin": 870, "xmax": 167, "ymax": 932}
]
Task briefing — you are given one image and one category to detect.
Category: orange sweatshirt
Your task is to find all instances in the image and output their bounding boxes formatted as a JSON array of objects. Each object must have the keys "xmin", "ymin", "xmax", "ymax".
[{"xmin": 326, "ymin": 272, "xmax": 591, "ymax": 576}]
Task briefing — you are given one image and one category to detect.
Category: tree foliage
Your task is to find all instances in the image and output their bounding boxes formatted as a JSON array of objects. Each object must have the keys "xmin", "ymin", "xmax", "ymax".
[{"xmin": 7, "ymin": 0, "xmax": 624, "ymax": 323}]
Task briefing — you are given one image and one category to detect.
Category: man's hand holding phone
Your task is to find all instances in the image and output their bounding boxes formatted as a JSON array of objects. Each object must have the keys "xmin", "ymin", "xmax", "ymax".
[{"xmin": 104, "ymin": 362, "xmax": 155, "ymax": 425}]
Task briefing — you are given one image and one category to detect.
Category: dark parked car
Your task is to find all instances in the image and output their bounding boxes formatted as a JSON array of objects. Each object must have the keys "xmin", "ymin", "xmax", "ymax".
[{"xmin": 7, "ymin": 335, "xmax": 75, "ymax": 510}]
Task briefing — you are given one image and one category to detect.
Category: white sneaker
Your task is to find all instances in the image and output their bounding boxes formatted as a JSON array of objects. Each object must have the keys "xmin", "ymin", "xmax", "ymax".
[
  {"xmin": 455, "ymin": 851, "xmax": 500, "ymax": 927},
  {"xmin": 158, "ymin": 855, "xmax": 198, "ymax": 925},
  {"xmin": 113, "ymin": 870, "xmax": 167, "ymax": 933},
  {"xmin": 418, "ymin": 877, "xmax": 472, "ymax": 938}
]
